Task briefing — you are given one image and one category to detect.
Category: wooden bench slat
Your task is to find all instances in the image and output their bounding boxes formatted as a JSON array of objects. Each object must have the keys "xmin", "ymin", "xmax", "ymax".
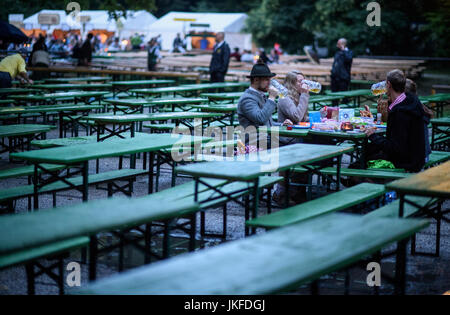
[
  {"xmin": 364, "ymin": 196, "xmax": 437, "ymax": 219},
  {"xmin": 0, "ymin": 164, "xmax": 66, "ymax": 180},
  {"xmin": 72, "ymin": 213, "xmax": 429, "ymax": 295},
  {"xmin": 0, "ymin": 237, "xmax": 89, "ymax": 270},
  {"xmin": 246, "ymin": 183, "xmax": 385, "ymax": 229},
  {"xmin": 0, "ymin": 169, "xmax": 148, "ymax": 203}
]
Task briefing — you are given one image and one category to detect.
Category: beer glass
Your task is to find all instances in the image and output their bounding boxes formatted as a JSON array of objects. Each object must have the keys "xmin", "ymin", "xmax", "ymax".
[
  {"xmin": 371, "ymin": 81, "xmax": 387, "ymax": 96},
  {"xmin": 302, "ymin": 80, "xmax": 322, "ymax": 93}
]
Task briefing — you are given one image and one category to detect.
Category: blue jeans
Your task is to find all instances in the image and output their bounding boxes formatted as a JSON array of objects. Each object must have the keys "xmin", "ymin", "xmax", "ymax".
[{"xmin": 0, "ymin": 72, "xmax": 12, "ymax": 89}]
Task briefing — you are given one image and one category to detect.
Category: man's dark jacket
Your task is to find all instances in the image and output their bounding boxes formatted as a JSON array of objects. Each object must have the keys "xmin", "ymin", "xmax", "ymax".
[
  {"xmin": 209, "ymin": 42, "xmax": 230, "ymax": 74},
  {"xmin": 369, "ymin": 92, "xmax": 426, "ymax": 172},
  {"xmin": 331, "ymin": 49, "xmax": 353, "ymax": 81}
]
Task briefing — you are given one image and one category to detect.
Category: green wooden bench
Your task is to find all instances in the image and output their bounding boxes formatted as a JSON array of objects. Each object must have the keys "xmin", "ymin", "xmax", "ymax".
[
  {"xmin": 72, "ymin": 213, "xmax": 429, "ymax": 295},
  {"xmin": 246, "ymin": 183, "xmax": 386, "ymax": 230},
  {"xmin": 0, "ymin": 168, "xmax": 148, "ymax": 211},
  {"xmin": 0, "ymin": 164, "xmax": 66, "ymax": 180},
  {"xmin": 0, "ymin": 236, "xmax": 89, "ymax": 295},
  {"xmin": 365, "ymin": 195, "xmax": 442, "ymax": 257}
]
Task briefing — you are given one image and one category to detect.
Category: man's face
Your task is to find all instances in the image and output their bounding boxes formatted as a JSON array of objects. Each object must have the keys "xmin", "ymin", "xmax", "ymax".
[
  {"xmin": 216, "ymin": 33, "xmax": 224, "ymax": 43},
  {"xmin": 386, "ymin": 79, "xmax": 393, "ymax": 101},
  {"xmin": 255, "ymin": 77, "xmax": 271, "ymax": 92},
  {"xmin": 336, "ymin": 40, "xmax": 344, "ymax": 50}
]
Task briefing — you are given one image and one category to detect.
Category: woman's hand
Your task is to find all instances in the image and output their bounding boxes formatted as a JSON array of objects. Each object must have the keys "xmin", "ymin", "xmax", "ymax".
[{"xmin": 282, "ymin": 119, "xmax": 293, "ymax": 126}]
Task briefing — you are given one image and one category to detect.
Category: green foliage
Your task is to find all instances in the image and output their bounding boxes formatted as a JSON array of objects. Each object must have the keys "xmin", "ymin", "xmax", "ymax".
[
  {"xmin": 245, "ymin": 0, "xmax": 315, "ymax": 54},
  {"xmin": 422, "ymin": 0, "xmax": 450, "ymax": 57}
]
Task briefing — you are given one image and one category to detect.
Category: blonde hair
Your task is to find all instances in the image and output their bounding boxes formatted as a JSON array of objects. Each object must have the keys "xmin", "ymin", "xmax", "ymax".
[{"xmin": 284, "ymin": 70, "xmax": 304, "ymax": 104}]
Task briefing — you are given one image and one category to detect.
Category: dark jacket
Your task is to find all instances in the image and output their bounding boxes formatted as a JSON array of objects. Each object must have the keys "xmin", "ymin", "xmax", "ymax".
[
  {"xmin": 331, "ymin": 49, "xmax": 353, "ymax": 81},
  {"xmin": 209, "ymin": 41, "xmax": 230, "ymax": 74},
  {"xmin": 369, "ymin": 92, "xmax": 426, "ymax": 172}
]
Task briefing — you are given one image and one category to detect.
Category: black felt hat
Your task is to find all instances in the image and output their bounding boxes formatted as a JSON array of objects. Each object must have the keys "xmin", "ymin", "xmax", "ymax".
[{"xmin": 247, "ymin": 59, "xmax": 276, "ymax": 78}]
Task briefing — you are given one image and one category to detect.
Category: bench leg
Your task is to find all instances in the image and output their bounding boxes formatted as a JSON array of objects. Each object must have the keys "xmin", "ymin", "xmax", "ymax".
[
  {"xmin": 394, "ymin": 239, "xmax": 408, "ymax": 295},
  {"xmin": 222, "ymin": 204, "xmax": 227, "ymax": 241},
  {"xmin": 25, "ymin": 264, "xmax": 35, "ymax": 295},
  {"xmin": 89, "ymin": 235, "xmax": 98, "ymax": 281},
  {"xmin": 144, "ymin": 224, "xmax": 152, "ymax": 264},
  {"xmin": 189, "ymin": 214, "xmax": 197, "ymax": 252}
]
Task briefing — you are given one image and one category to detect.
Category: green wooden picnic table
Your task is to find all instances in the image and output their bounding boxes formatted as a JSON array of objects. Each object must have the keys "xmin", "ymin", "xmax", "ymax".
[
  {"xmin": 326, "ymin": 89, "xmax": 375, "ymax": 107},
  {"xmin": 190, "ymin": 103, "xmax": 237, "ymax": 125},
  {"xmin": 308, "ymin": 95, "xmax": 344, "ymax": 110},
  {"xmin": 10, "ymin": 91, "xmax": 109, "ymax": 106},
  {"xmin": 44, "ymin": 76, "xmax": 112, "ymax": 84},
  {"xmin": 308, "ymin": 128, "xmax": 386, "ymax": 168},
  {"xmin": 0, "ymin": 104, "xmax": 102, "ymax": 131},
  {"xmin": 430, "ymin": 117, "xmax": 450, "ymax": 150},
  {"xmin": 0, "ymin": 99, "xmax": 13, "ymax": 106},
  {"xmin": 146, "ymin": 97, "xmax": 208, "ymax": 112},
  {"xmin": 85, "ymin": 111, "xmax": 225, "ymax": 141},
  {"xmin": 104, "ymin": 98, "xmax": 160, "ymax": 114},
  {"xmin": 29, "ymin": 83, "xmax": 112, "ymax": 93},
  {"xmin": 130, "ymin": 86, "xmax": 207, "ymax": 98},
  {"xmin": 0, "ymin": 193, "xmax": 199, "ymax": 281},
  {"xmin": 200, "ymin": 92, "xmax": 244, "ymax": 104},
  {"xmin": 0, "ymin": 88, "xmax": 38, "ymax": 96},
  {"xmin": 111, "ymin": 80, "xmax": 175, "ymax": 97},
  {"xmin": 386, "ymin": 160, "xmax": 449, "ymax": 257},
  {"xmin": 181, "ymin": 82, "xmax": 249, "ymax": 91},
  {"xmin": 11, "ymin": 134, "xmax": 210, "ymax": 207},
  {"xmin": 259, "ymin": 126, "xmax": 310, "ymax": 138},
  {"xmin": 73, "ymin": 212, "xmax": 428, "ymax": 295},
  {"xmin": 177, "ymin": 143, "xmax": 353, "ymax": 233},
  {"xmin": 419, "ymin": 93, "xmax": 450, "ymax": 118},
  {"xmin": 0, "ymin": 124, "xmax": 53, "ymax": 155}
]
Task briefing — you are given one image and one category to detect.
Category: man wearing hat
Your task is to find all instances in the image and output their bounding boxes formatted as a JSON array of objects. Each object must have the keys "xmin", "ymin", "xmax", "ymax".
[
  {"xmin": 0, "ymin": 49, "xmax": 33, "ymax": 88},
  {"xmin": 237, "ymin": 60, "xmax": 292, "ymax": 130}
]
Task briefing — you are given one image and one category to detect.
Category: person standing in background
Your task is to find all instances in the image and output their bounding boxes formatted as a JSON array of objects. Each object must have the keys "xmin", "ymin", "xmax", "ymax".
[
  {"xmin": 209, "ymin": 32, "xmax": 230, "ymax": 83},
  {"xmin": 330, "ymin": 38, "xmax": 353, "ymax": 105},
  {"xmin": 147, "ymin": 38, "xmax": 161, "ymax": 71}
]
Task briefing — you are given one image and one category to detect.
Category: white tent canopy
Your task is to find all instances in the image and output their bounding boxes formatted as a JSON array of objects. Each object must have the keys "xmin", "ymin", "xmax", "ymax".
[
  {"xmin": 147, "ymin": 12, "xmax": 252, "ymax": 51},
  {"xmin": 23, "ymin": 10, "xmax": 156, "ymax": 37}
]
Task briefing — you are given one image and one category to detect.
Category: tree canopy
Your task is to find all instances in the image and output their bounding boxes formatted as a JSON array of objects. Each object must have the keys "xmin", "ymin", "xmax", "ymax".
[{"xmin": 1, "ymin": 0, "xmax": 448, "ymax": 57}]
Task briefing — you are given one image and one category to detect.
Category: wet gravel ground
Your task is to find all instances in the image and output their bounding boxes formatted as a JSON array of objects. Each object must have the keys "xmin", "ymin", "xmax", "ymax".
[{"xmin": 0, "ymin": 126, "xmax": 448, "ymax": 295}]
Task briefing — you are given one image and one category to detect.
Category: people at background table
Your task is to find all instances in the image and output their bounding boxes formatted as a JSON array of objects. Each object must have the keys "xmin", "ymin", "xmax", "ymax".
[
  {"xmin": 172, "ymin": 33, "xmax": 186, "ymax": 53},
  {"xmin": 258, "ymin": 48, "xmax": 272, "ymax": 64},
  {"xmin": 147, "ymin": 38, "xmax": 161, "ymax": 71},
  {"xmin": 241, "ymin": 50, "xmax": 254, "ymax": 63},
  {"xmin": 230, "ymin": 47, "xmax": 241, "ymax": 62},
  {"xmin": 75, "ymin": 33, "xmax": 93, "ymax": 66},
  {"xmin": 330, "ymin": 38, "xmax": 353, "ymax": 105},
  {"xmin": 362, "ymin": 69, "xmax": 426, "ymax": 172},
  {"xmin": 277, "ymin": 70, "xmax": 310, "ymax": 145},
  {"xmin": 209, "ymin": 32, "xmax": 230, "ymax": 83},
  {"xmin": 0, "ymin": 48, "xmax": 33, "ymax": 88},
  {"xmin": 270, "ymin": 43, "xmax": 283, "ymax": 64},
  {"xmin": 28, "ymin": 35, "xmax": 50, "ymax": 81},
  {"xmin": 131, "ymin": 33, "xmax": 143, "ymax": 51}
]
